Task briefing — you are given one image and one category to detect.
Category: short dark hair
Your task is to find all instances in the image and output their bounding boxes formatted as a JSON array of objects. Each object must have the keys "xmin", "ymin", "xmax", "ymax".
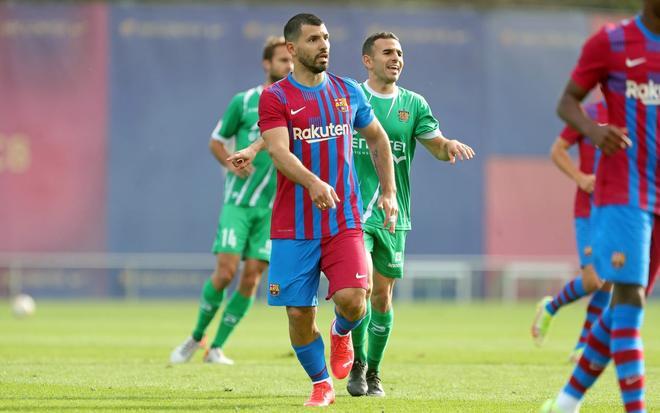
[
  {"xmin": 362, "ymin": 32, "xmax": 400, "ymax": 56},
  {"xmin": 284, "ymin": 13, "xmax": 323, "ymax": 42},
  {"xmin": 262, "ymin": 36, "xmax": 286, "ymax": 61}
]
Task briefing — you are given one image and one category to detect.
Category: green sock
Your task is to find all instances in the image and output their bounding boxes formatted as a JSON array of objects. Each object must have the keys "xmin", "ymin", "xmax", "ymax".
[
  {"xmin": 191, "ymin": 279, "xmax": 226, "ymax": 342},
  {"xmin": 367, "ymin": 307, "xmax": 393, "ymax": 374},
  {"xmin": 212, "ymin": 291, "xmax": 255, "ymax": 349},
  {"xmin": 352, "ymin": 299, "xmax": 371, "ymax": 362}
]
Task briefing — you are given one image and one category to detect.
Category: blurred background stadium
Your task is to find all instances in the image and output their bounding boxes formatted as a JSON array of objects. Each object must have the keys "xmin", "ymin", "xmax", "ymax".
[
  {"xmin": 2, "ymin": 2, "xmax": 659, "ymax": 411},
  {"xmin": 1, "ymin": 0, "xmax": 655, "ymax": 302}
]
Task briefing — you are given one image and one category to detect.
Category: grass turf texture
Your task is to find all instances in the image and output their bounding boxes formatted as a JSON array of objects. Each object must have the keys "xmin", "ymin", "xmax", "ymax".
[{"xmin": 0, "ymin": 300, "xmax": 658, "ymax": 412}]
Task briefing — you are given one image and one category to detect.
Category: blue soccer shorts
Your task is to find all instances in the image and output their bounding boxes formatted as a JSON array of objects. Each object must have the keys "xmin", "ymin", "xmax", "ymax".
[
  {"xmin": 591, "ymin": 205, "xmax": 658, "ymax": 287},
  {"xmin": 574, "ymin": 216, "xmax": 593, "ymax": 267},
  {"xmin": 267, "ymin": 229, "xmax": 368, "ymax": 307}
]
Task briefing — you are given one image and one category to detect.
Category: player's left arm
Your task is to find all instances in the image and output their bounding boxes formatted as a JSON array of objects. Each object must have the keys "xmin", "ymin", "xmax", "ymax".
[
  {"xmin": 418, "ymin": 134, "xmax": 475, "ymax": 164},
  {"xmin": 356, "ymin": 117, "xmax": 398, "ymax": 233},
  {"xmin": 413, "ymin": 95, "xmax": 474, "ymax": 163}
]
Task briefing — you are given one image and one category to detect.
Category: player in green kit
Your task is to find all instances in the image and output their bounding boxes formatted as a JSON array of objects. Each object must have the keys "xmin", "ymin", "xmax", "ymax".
[
  {"xmin": 347, "ymin": 32, "xmax": 475, "ymax": 397},
  {"xmin": 170, "ymin": 36, "xmax": 293, "ymax": 365}
]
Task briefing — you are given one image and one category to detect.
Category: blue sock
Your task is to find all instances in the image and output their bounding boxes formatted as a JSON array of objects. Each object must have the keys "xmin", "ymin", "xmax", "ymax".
[
  {"xmin": 611, "ymin": 304, "xmax": 645, "ymax": 413},
  {"xmin": 333, "ymin": 308, "xmax": 364, "ymax": 336},
  {"xmin": 546, "ymin": 276, "xmax": 587, "ymax": 315},
  {"xmin": 575, "ymin": 289, "xmax": 612, "ymax": 350},
  {"xmin": 563, "ymin": 309, "xmax": 612, "ymax": 400},
  {"xmin": 293, "ymin": 336, "xmax": 329, "ymax": 383}
]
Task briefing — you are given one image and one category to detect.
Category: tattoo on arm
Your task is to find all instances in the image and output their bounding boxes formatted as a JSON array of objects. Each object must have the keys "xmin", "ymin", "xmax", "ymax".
[{"xmin": 370, "ymin": 146, "xmax": 389, "ymax": 182}]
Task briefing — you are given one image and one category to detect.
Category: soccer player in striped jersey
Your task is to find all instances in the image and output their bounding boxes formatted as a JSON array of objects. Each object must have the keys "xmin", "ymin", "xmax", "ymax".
[
  {"xmin": 347, "ymin": 32, "xmax": 474, "ymax": 397},
  {"xmin": 541, "ymin": 3, "xmax": 660, "ymax": 412},
  {"xmin": 170, "ymin": 37, "xmax": 292, "ymax": 366},
  {"xmin": 531, "ymin": 100, "xmax": 613, "ymax": 363},
  {"xmin": 254, "ymin": 13, "xmax": 397, "ymax": 407}
]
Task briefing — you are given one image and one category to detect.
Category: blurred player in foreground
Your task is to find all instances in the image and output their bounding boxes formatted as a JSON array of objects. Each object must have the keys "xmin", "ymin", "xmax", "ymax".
[
  {"xmin": 348, "ymin": 32, "xmax": 474, "ymax": 398},
  {"xmin": 230, "ymin": 13, "xmax": 397, "ymax": 406},
  {"xmin": 541, "ymin": 2, "xmax": 660, "ymax": 412},
  {"xmin": 531, "ymin": 100, "xmax": 612, "ymax": 363},
  {"xmin": 170, "ymin": 36, "xmax": 292, "ymax": 365}
]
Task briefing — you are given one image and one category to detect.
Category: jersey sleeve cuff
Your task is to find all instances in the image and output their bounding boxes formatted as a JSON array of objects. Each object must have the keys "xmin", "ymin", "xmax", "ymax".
[
  {"xmin": 415, "ymin": 129, "xmax": 441, "ymax": 140},
  {"xmin": 354, "ymin": 112, "xmax": 375, "ymax": 130},
  {"xmin": 210, "ymin": 133, "xmax": 233, "ymax": 144}
]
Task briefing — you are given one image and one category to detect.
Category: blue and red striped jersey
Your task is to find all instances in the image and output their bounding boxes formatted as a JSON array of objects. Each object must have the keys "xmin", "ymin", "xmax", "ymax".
[
  {"xmin": 559, "ymin": 100, "xmax": 608, "ymax": 218},
  {"xmin": 258, "ymin": 72, "xmax": 375, "ymax": 239},
  {"xmin": 572, "ymin": 16, "xmax": 660, "ymax": 213}
]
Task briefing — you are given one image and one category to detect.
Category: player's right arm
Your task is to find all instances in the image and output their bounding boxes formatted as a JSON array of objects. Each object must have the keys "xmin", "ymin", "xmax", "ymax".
[
  {"xmin": 550, "ymin": 136, "xmax": 594, "ymax": 194},
  {"xmin": 557, "ymin": 29, "xmax": 630, "ymax": 155},
  {"xmin": 263, "ymin": 127, "xmax": 340, "ymax": 210}
]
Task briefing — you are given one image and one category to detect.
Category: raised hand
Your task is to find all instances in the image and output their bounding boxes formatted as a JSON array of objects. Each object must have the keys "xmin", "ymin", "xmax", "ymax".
[{"xmin": 445, "ymin": 140, "xmax": 475, "ymax": 164}]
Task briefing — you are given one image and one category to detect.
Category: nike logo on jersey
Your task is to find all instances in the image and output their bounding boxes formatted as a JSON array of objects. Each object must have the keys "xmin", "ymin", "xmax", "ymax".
[
  {"xmin": 626, "ymin": 57, "xmax": 646, "ymax": 68},
  {"xmin": 393, "ymin": 155, "xmax": 407, "ymax": 164},
  {"xmin": 355, "ymin": 273, "xmax": 368, "ymax": 279},
  {"xmin": 290, "ymin": 106, "xmax": 306, "ymax": 115}
]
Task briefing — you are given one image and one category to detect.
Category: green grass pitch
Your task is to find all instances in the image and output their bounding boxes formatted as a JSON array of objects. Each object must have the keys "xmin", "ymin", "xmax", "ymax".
[{"xmin": 0, "ymin": 300, "xmax": 658, "ymax": 412}]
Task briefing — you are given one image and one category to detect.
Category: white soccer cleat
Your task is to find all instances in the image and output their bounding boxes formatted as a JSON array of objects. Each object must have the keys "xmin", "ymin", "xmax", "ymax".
[
  {"xmin": 203, "ymin": 347, "xmax": 235, "ymax": 365},
  {"xmin": 170, "ymin": 336, "xmax": 203, "ymax": 364}
]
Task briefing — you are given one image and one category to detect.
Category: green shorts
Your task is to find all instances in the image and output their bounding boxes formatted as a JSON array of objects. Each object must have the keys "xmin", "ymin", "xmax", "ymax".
[
  {"xmin": 212, "ymin": 204, "xmax": 271, "ymax": 262},
  {"xmin": 363, "ymin": 226, "xmax": 407, "ymax": 279}
]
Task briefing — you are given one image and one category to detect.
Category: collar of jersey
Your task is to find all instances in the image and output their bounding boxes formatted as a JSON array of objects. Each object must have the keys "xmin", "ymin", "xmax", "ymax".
[
  {"xmin": 635, "ymin": 15, "xmax": 660, "ymax": 43},
  {"xmin": 288, "ymin": 72, "xmax": 328, "ymax": 92},
  {"xmin": 363, "ymin": 80, "xmax": 399, "ymax": 99}
]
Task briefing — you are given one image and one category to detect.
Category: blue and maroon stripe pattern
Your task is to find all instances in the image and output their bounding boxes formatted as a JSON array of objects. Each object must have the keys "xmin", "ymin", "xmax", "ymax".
[
  {"xmin": 587, "ymin": 17, "xmax": 660, "ymax": 214},
  {"xmin": 576, "ymin": 289, "xmax": 611, "ymax": 348},
  {"xmin": 545, "ymin": 277, "xmax": 587, "ymax": 315},
  {"xmin": 611, "ymin": 305, "xmax": 646, "ymax": 413},
  {"xmin": 563, "ymin": 310, "xmax": 612, "ymax": 400},
  {"xmin": 261, "ymin": 73, "xmax": 372, "ymax": 239}
]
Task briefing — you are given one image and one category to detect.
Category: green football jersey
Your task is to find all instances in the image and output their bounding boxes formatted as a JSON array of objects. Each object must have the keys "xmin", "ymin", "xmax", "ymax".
[
  {"xmin": 352, "ymin": 83, "xmax": 440, "ymax": 230},
  {"xmin": 211, "ymin": 85, "xmax": 275, "ymax": 209}
]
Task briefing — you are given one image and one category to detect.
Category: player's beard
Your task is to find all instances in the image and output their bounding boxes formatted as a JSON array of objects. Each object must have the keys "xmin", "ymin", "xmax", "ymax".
[{"xmin": 298, "ymin": 52, "xmax": 327, "ymax": 74}]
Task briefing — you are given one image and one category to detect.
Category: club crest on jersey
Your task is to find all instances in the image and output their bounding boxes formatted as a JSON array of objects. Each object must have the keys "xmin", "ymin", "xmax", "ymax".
[
  {"xmin": 398, "ymin": 110, "xmax": 410, "ymax": 122},
  {"xmin": 334, "ymin": 97, "xmax": 349, "ymax": 112},
  {"xmin": 269, "ymin": 283, "xmax": 280, "ymax": 296},
  {"xmin": 611, "ymin": 252, "xmax": 626, "ymax": 269}
]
